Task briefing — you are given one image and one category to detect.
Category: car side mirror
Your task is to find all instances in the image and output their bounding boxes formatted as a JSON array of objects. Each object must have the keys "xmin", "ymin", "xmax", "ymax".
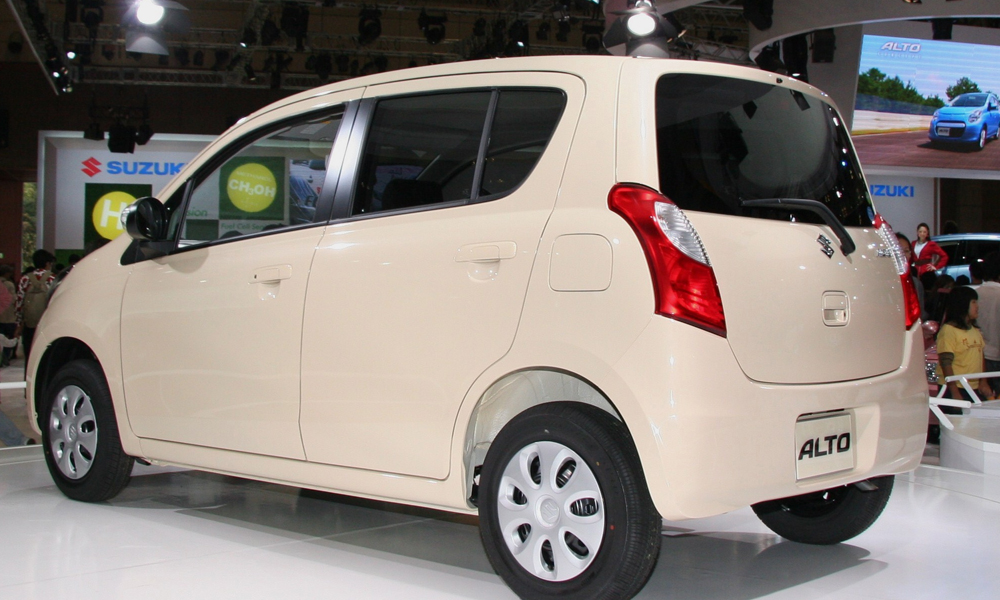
[{"xmin": 124, "ymin": 197, "xmax": 167, "ymax": 242}]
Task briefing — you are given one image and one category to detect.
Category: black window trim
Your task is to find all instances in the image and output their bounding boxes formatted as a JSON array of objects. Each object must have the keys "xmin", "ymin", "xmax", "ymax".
[
  {"xmin": 158, "ymin": 101, "xmax": 358, "ymax": 258},
  {"xmin": 330, "ymin": 86, "xmax": 567, "ymax": 223}
]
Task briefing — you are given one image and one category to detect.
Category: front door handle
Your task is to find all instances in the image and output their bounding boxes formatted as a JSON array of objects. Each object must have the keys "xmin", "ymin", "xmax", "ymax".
[
  {"xmin": 251, "ymin": 264, "xmax": 292, "ymax": 284},
  {"xmin": 455, "ymin": 242, "xmax": 517, "ymax": 263}
]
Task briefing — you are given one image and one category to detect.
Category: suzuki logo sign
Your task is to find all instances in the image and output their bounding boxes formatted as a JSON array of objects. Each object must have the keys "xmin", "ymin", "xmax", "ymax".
[{"xmin": 82, "ymin": 157, "xmax": 102, "ymax": 177}]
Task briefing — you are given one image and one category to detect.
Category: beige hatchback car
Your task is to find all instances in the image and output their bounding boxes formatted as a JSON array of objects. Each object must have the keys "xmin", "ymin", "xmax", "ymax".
[{"xmin": 29, "ymin": 56, "xmax": 927, "ymax": 600}]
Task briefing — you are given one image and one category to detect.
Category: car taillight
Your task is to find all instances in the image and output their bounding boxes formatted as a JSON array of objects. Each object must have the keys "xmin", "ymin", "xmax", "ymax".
[
  {"xmin": 874, "ymin": 214, "xmax": 921, "ymax": 329},
  {"xmin": 608, "ymin": 183, "xmax": 726, "ymax": 336}
]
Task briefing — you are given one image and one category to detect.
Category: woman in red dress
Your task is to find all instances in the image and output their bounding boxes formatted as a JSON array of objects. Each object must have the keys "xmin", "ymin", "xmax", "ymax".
[{"xmin": 912, "ymin": 222, "xmax": 949, "ymax": 276}]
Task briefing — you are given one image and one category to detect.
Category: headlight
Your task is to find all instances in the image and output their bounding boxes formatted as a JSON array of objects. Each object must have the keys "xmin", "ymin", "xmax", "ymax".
[
  {"xmin": 969, "ymin": 109, "xmax": 983, "ymax": 123},
  {"xmin": 933, "ymin": 109, "xmax": 940, "ymax": 118}
]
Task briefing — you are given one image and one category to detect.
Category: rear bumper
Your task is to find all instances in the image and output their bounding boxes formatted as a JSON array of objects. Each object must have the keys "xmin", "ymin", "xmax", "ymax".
[{"xmin": 614, "ymin": 317, "xmax": 927, "ymax": 521}]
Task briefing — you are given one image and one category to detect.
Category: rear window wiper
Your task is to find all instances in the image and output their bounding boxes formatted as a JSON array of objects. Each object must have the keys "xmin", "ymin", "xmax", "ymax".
[{"xmin": 740, "ymin": 198, "xmax": 856, "ymax": 256}]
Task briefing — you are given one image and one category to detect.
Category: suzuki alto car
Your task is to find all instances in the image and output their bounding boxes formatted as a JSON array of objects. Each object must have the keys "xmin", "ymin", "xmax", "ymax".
[
  {"xmin": 928, "ymin": 92, "xmax": 1000, "ymax": 150},
  {"xmin": 28, "ymin": 56, "xmax": 927, "ymax": 600}
]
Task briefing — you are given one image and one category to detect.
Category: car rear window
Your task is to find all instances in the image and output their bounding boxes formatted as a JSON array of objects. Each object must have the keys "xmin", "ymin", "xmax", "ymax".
[{"xmin": 655, "ymin": 73, "xmax": 874, "ymax": 227}]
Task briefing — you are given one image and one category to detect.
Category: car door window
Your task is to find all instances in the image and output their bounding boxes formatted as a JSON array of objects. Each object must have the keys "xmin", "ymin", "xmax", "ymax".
[
  {"xmin": 178, "ymin": 111, "xmax": 343, "ymax": 245},
  {"xmin": 477, "ymin": 90, "xmax": 566, "ymax": 198},
  {"xmin": 938, "ymin": 240, "xmax": 962, "ymax": 265},
  {"xmin": 352, "ymin": 91, "xmax": 492, "ymax": 216}
]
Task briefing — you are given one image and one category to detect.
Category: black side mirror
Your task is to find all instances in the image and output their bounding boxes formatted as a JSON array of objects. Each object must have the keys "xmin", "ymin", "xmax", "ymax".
[{"xmin": 124, "ymin": 197, "xmax": 167, "ymax": 242}]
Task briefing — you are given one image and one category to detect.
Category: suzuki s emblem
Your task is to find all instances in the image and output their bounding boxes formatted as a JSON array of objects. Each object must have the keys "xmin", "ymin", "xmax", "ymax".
[{"xmin": 817, "ymin": 235, "xmax": 835, "ymax": 258}]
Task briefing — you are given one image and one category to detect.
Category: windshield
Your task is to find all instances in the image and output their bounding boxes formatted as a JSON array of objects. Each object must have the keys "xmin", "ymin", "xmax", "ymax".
[
  {"xmin": 951, "ymin": 94, "xmax": 988, "ymax": 107},
  {"xmin": 655, "ymin": 73, "xmax": 873, "ymax": 227}
]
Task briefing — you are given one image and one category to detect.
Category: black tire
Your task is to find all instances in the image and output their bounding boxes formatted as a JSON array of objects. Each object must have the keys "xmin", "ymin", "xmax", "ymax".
[
  {"xmin": 751, "ymin": 475, "xmax": 894, "ymax": 545},
  {"xmin": 478, "ymin": 403, "xmax": 661, "ymax": 600},
  {"xmin": 41, "ymin": 359, "xmax": 133, "ymax": 502}
]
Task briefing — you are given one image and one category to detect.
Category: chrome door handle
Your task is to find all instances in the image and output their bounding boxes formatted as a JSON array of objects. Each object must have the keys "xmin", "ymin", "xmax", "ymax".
[{"xmin": 455, "ymin": 242, "xmax": 517, "ymax": 263}]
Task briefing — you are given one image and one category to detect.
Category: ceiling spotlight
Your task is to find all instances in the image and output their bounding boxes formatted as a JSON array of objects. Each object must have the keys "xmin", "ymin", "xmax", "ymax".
[
  {"xmin": 260, "ymin": 18, "xmax": 280, "ymax": 46},
  {"xmin": 556, "ymin": 21, "xmax": 571, "ymax": 43},
  {"xmin": 244, "ymin": 63, "xmax": 257, "ymax": 82},
  {"xmin": 582, "ymin": 22, "xmax": 604, "ymax": 53},
  {"xmin": 240, "ymin": 27, "xmax": 256, "ymax": 48},
  {"xmin": 108, "ymin": 123, "xmax": 137, "ymax": 154},
  {"xmin": 358, "ymin": 8, "xmax": 382, "ymax": 45},
  {"xmin": 174, "ymin": 47, "xmax": 189, "ymax": 65},
  {"xmin": 135, "ymin": 122, "xmax": 154, "ymax": 145},
  {"xmin": 136, "ymin": 0, "xmax": 165, "ymax": 26},
  {"xmin": 418, "ymin": 10, "xmax": 447, "ymax": 45},
  {"xmin": 627, "ymin": 12, "xmax": 657, "ymax": 37},
  {"xmin": 66, "ymin": 50, "xmax": 78, "ymax": 60},
  {"xmin": 84, "ymin": 121, "xmax": 104, "ymax": 141},
  {"xmin": 313, "ymin": 53, "xmax": 332, "ymax": 82},
  {"xmin": 536, "ymin": 22, "xmax": 551, "ymax": 41},
  {"xmin": 101, "ymin": 44, "xmax": 115, "ymax": 61},
  {"xmin": 508, "ymin": 19, "xmax": 529, "ymax": 50},
  {"xmin": 212, "ymin": 49, "xmax": 229, "ymax": 70}
]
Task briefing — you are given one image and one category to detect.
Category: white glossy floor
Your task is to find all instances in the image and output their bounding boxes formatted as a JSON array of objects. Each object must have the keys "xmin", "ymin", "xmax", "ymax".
[{"xmin": 1, "ymin": 447, "xmax": 998, "ymax": 600}]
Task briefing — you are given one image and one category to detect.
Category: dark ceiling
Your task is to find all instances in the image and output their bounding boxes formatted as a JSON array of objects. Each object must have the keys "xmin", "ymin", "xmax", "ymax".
[{"xmin": 3, "ymin": 0, "xmax": 751, "ymax": 92}]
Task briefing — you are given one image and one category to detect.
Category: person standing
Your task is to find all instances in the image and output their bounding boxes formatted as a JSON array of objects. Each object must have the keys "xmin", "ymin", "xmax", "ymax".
[
  {"xmin": 0, "ymin": 265, "xmax": 16, "ymax": 367},
  {"xmin": 15, "ymin": 250, "xmax": 55, "ymax": 365},
  {"xmin": 912, "ymin": 223, "xmax": 949, "ymax": 276},
  {"xmin": 936, "ymin": 286, "xmax": 992, "ymax": 401},
  {"xmin": 975, "ymin": 253, "xmax": 1000, "ymax": 395}
]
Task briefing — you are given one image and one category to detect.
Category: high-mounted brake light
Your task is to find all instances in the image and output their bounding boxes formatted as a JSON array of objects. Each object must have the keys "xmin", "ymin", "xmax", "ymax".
[
  {"xmin": 609, "ymin": 183, "xmax": 726, "ymax": 336},
  {"xmin": 874, "ymin": 214, "xmax": 921, "ymax": 329}
]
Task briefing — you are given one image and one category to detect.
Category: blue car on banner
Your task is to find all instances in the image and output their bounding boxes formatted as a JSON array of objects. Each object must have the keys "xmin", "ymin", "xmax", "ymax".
[{"xmin": 928, "ymin": 92, "xmax": 1000, "ymax": 150}]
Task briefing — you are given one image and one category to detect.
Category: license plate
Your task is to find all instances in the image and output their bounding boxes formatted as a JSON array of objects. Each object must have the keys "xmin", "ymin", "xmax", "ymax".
[
  {"xmin": 795, "ymin": 413, "xmax": 855, "ymax": 480},
  {"xmin": 936, "ymin": 127, "xmax": 950, "ymax": 136}
]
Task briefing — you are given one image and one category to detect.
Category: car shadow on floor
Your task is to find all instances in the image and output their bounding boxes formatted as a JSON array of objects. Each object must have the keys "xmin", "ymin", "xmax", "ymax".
[{"xmin": 112, "ymin": 470, "xmax": 882, "ymax": 600}]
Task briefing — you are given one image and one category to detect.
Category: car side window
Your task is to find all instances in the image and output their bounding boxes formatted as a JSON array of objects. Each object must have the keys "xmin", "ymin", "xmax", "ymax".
[
  {"xmin": 353, "ymin": 92, "xmax": 492, "ymax": 216},
  {"xmin": 478, "ymin": 90, "xmax": 565, "ymax": 198},
  {"xmin": 938, "ymin": 241, "xmax": 961, "ymax": 265},
  {"xmin": 179, "ymin": 111, "xmax": 343, "ymax": 246}
]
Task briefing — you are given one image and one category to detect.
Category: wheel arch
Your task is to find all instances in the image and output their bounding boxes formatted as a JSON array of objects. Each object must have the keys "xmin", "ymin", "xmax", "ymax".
[
  {"xmin": 33, "ymin": 337, "xmax": 99, "ymax": 425},
  {"xmin": 462, "ymin": 368, "xmax": 625, "ymax": 507}
]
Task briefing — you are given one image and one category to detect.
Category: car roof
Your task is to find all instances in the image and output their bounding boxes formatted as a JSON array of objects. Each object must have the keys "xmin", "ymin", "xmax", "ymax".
[{"xmin": 236, "ymin": 55, "xmax": 833, "ymax": 126}]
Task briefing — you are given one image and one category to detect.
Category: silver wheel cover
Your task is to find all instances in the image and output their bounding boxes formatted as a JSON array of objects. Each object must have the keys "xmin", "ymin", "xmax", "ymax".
[
  {"xmin": 49, "ymin": 385, "xmax": 98, "ymax": 480},
  {"xmin": 496, "ymin": 441, "xmax": 605, "ymax": 581}
]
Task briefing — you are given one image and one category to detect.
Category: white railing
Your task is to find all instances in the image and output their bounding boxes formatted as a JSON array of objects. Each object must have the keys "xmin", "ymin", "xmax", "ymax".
[{"xmin": 931, "ymin": 371, "xmax": 1000, "ymax": 430}]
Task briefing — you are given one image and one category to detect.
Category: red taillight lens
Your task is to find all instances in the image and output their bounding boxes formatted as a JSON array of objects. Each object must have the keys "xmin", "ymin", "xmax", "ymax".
[
  {"xmin": 608, "ymin": 183, "xmax": 726, "ymax": 337},
  {"xmin": 901, "ymin": 272, "xmax": 921, "ymax": 329},
  {"xmin": 873, "ymin": 214, "xmax": 921, "ymax": 329}
]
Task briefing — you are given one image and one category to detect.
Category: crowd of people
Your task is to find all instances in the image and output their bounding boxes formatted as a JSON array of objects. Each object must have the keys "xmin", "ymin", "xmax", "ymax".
[
  {"xmin": 897, "ymin": 223, "xmax": 1000, "ymax": 446},
  {"xmin": 0, "ymin": 249, "xmax": 69, "ymax": 447}
]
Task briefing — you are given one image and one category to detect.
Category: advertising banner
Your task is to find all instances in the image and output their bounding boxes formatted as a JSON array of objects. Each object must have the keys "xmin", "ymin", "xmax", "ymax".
[
  {"xmin": 852, "ymin": 35, "xmax": 1000, "ymax": 172},
  {"xmin": 38, "ymin": 132, "xmax": 214, "ymax": 262}
]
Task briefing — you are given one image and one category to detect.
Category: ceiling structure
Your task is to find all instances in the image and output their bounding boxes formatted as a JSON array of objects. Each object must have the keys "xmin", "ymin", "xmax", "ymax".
[{"xmin": 2, "ymin": 0, "xmax": 752, "ymax": 93}]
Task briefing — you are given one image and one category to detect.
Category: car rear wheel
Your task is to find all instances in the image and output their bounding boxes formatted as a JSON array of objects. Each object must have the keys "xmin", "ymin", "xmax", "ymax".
[
  {"xmin": 42, "ymin": 359, "xmax": 134, "ymax": 502},
  {"xmin": 751, "ymin": 475, "xmax": 894, "ymax": 545},
  {"xmin": 478, "ymin": 403, "xmax": 661, "ymax": 600}
]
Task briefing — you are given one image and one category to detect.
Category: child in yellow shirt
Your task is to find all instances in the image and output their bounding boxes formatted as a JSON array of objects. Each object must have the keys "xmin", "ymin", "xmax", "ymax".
[{"xmin": 937, "ymin": 286, "xmax": 993, "ymax": 401}]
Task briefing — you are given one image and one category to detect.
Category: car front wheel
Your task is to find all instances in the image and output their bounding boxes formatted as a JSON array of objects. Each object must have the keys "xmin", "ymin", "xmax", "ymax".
[
  {"xmin": 478, "ymin": 404, "xmax": 661, "ymax": 600},
  {"xmin": 42, "ymin": 359, "xmax": 134, "ymax": 502},
  {"xmin": 751, "ymin": 475, "xmax": 894, "ymax": 545},
  {"xmin": 976, "ymin": 126, "xmax": 987, "ymax": 150}
]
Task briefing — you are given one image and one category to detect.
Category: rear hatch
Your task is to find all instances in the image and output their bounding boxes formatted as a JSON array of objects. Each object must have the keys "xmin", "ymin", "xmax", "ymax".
[{"xmin": 653, "ymin": 73, "xmax": 906, "ymax": 385}]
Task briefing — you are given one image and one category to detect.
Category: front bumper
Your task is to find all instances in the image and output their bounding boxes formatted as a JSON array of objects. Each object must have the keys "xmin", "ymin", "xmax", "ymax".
[
  {"xmin": 929, "ymin": 120, "xmax": 980, "ymax": 142},
  {"xmin": 614, "ymin": 317, "xmax": 927, "ymax": 520}
]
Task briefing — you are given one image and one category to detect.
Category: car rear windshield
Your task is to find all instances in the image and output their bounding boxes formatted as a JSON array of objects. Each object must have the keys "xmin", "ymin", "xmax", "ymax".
[{"xmin": 655, "ymin": 73, "xmax": 874, "ymax": 227}]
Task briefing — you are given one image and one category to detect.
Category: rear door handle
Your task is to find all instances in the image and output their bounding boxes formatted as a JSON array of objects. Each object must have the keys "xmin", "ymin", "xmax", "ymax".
[
  {"xmin": 456, "ymin": 242, "xmax": 517, "ymax": 263},
  {"xmin": 251, "ymin": 264, "xmax": 292, "ymax": 284}
]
